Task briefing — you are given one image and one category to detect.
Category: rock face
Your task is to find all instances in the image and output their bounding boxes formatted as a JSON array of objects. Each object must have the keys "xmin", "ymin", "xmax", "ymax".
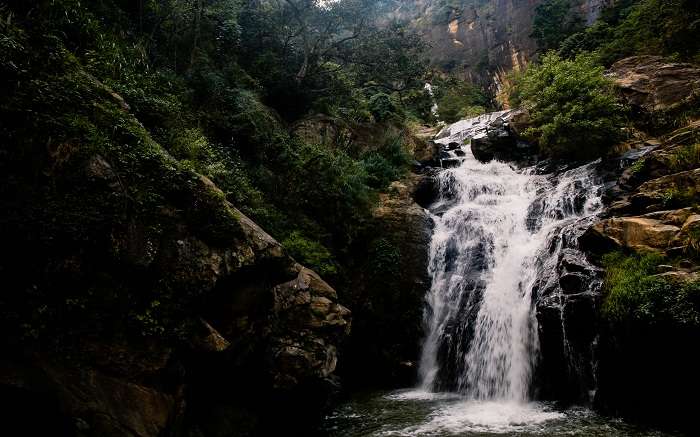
[
  {"xmin": 383, "ymin": 0, "xmax": 610, "ymax": 87},
  {"xmin": 576, "ymin": 113, "xmax": 700, "ymax": 427},
  {"xmin": 1, "ymin": 115, "xmax": 350, "ymax": 435},
  {"xmin": 609, "ymin": 56, "xmax": 700, "ymax": 115},
  {"xmin": 342, "ymin": 173, "xmax": 434, "ymax": 388}
]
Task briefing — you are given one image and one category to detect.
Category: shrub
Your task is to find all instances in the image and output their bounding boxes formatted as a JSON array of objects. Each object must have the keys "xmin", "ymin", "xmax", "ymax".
[
  {"xmin": 602, "ymin": 252, "xmax": 700, "ymax": 326},
  {"xmin": 369, "ymin": 93, "xmax": 399, "ymax": 122},
  {"xmin": 510, "ymin": 52, "xmax": 625, "ymax": 159},
  {"xmin": 282, "ymin": 231, "xmax": 337, "ymax": 277},
  {"xmin": 361, "ymin": 136, "xmax": 411, "ymax": 189}
]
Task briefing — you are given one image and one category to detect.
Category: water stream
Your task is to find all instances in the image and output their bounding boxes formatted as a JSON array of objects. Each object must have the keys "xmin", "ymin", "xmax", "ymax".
[{"xmin": 322, "ymin": 113, "xmax": 682, "ymax": 436}]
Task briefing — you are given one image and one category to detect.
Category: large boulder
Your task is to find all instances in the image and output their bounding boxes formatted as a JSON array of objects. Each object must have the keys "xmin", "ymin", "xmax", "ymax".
[
  {"xmin": 581, "ymin": 217, "xmax": 681, "ymax": 253},
  {"xmin": 610, "ymin": 56, "xmax": 700, "ymax": 115},
  {"xmin": 470, "ymin": 113, "xmax": 535, "ymax": 163},
  {"xmin": 2, "ymin": 106, "xmax": 351, "ymax": 435}
]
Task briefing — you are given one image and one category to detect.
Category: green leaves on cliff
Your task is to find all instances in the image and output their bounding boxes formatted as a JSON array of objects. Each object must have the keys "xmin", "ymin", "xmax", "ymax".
[
  {"xmin": 531, "ymin": 0, "xmax": 584, "ymax": 52},
  {"xmin": 509, "ymin": 52, "xmax": 624, "ymax": 159},
  {"xmin": 557, "ymin": 0, "xmax": 700, "ymax": 64},
  {"xmin": 602, "ymin": 252, "xmax": 700, "ymax": 326}
]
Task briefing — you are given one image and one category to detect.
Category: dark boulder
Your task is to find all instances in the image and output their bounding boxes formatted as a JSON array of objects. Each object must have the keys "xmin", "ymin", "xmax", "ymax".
[{"xmin": 470, "ymin": 117, "xmax": 536, "ymax": 163}]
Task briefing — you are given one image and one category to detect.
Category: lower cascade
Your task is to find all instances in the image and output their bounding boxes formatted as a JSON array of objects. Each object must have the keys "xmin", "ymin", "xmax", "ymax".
[
  {"xmin": 419, "ymin": 111, "xmax": 603, "ymax": 402},
  {"xmin": 322, "ymin": 113, "xmax": 687, "ymax": 436}
]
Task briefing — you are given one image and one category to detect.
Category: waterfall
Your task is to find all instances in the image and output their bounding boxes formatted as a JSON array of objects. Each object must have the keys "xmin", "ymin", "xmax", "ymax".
[
  {"xmin": 424, "ymin": 83, "xmax": 440, "ymax": 120},
  {"xmin": 419, "ymin": 112, "xmax": 603, "ymax": 402}
]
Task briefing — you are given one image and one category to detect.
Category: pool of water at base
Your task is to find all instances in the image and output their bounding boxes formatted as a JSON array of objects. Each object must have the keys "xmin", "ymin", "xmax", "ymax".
[{"xmin": 319, "ymin": 389, "xmax": 685, "ymax": 437}]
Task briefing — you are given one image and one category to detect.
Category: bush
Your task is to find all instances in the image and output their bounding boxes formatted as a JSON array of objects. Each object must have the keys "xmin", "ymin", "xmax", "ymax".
[
  {"xmin": 361, "ymin": 136, "xmax": 411, "ymax": 190},
  {"xmin": 433, "ymin": 77, "xmax": 489, "ymax": 123},
  {"xmin": 602, "ymin": 252, "xmax": 700, "ymax": 326},
  {"xmin": 510, "ymin": 52, "xmax": 625, "ymax": 159},
  {"xmin": 282, "ymin": 231, "xmax": 337, "ymax": 277},
  {"xmin": 369, "ymin": 93, "xmax": 399, "ymax": 122}
]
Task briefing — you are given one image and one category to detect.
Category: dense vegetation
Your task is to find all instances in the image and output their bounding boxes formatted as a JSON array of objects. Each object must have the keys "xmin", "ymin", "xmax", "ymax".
[
  {"xmin": 602, "ymin": 252, "xmax": 700, "ymax": 326},
  {"xmin": 531, "ymin": 0, "xmax": 584, "ymax": 52},
  {"xmin": 508, "ymin": 52, "xmax": 624, "ymax": 159},
  {"xmin": 510, "ymin": 0, "xmax": 700, "ymax": 159},
  {"xmin": 558, "ymin": 0, "xmax": 700, "ymax": 65},
  {"xmin": 431, "ymin": 76, "xmax": 490, "ymax": 123},
  {"xmin": 0, "ymin": 0, "xmax": 431, "ymax": 344}
]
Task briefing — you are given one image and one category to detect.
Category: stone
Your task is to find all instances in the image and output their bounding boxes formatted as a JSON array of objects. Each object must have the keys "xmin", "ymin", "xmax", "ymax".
[
  {"xmin": 583, "ymin": 217, "xmax": 680, "ymax": 252},
  {"xmin": 656, "ymin": 264, "xmax": 675, "ymax": 273},
  {"xmin": 559, "ymin": 273, "xmax": 586, "ymax": 294},
  {"xmin": 610, "ymin": 56, "xmax": 700, "ymax": 114},
  {"xmin": 441, "ymin": 158, "xmax": 463, "ymax": 168},
  {"xmin": 0, "ymin": 361, "xmax": 176, "ymax": 437},
  {"xmin": 630, "ymin": 168, "xmax": 700, "ymax": 212},
  {"xmin": 189, "ymin": 319, "xmax": 231, "ymax": 353}
]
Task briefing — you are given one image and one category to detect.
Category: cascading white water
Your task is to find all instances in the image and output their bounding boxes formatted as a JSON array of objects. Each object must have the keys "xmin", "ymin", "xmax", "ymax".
[{"xmin": 419, "ymin": 112, "xmax": 603, "ymax": 402}]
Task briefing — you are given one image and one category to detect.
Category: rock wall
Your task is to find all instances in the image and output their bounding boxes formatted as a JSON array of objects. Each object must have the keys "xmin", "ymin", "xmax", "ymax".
[
  {"xmin": 563, "ymin": 57, "xmax": 700, "ymax": 426},
  {"xmin": 0, "ymin": 78, "xmax": 350, "ymax": 436},
  {"xmin": 383, "ymin": 0, "xmax": 611, "ymax": 88}
]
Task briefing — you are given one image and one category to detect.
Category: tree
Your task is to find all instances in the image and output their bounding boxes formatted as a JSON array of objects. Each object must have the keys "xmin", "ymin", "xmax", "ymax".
[
  {"xmin": 531, "ymin": 0, "xmax": 585, "ymax": 52},
  {"xmin": 511, "ymin": 52, "xmax": 625, "ymax": 159}
]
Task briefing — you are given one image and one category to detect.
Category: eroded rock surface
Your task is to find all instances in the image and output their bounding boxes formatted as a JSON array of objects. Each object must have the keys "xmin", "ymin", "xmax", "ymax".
[{"xmin": 610, "ymin": 56, "xmax": 700, "ymax": 114}]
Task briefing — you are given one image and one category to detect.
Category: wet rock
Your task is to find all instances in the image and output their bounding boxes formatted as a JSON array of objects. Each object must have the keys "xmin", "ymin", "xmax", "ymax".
[
  {"xmin": 559, "ymin": 273, "xmax": 587, "ymax": 294},
  {"xmin": 441, "ymin": 158, "xmax": 463, "ymax": 168},
  {"xmin": 413, "ymin": 171, "xmax": 440, "ymax": 208},
  {"xmin": 560, "ymin": 250, "xmax": 590, "ymax": 273},
  {"xmin": 471, "ymin": 128, "xmax": 518, "ymax": 163}
]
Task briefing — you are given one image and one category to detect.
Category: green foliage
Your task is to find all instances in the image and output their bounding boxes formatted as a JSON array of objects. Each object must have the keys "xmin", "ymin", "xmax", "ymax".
[
  {"xmin": 0, "ymin": 0, "xmax": 430, "ymax": 347},
  {"xmin": 668, "ymin": 143, "xmax": 700, "ymax": 173},
  {"xmin": 369, "ymin": 93, "xmax": 399, "ymax": 122},
  {"xmin": 509, "ymin": 52, "xmax": 625, "ymax": 159},
  {"xmin": 367, "ymin": 239, "xmax": 401, "ymax": 280},
  {"xmin": 282, "ymin": 232, "xmax": 337, "ymax": 277},
  {"xmin": 361, "ymin": 137, "xmax": 412, "ymax": 190},
  {"xmin": 531, "ymin": 0, "xmax": 585, "ymax": 52},
  {"xmin": 602, "ymin": 252, "xmax": 700, "ymax": 326},
  {"xmin": 629, "ymin": 157, "xmax": 646, "ymax": 175},
  {"xmin": 432, "ymin": 77, "xmax": 489, "ymax": 123},
  {"xmin": 661, "ymin": 187, "xmax": 697, "ymax": 209},
  {"xmin": 558, "ymin": 0, "xmax": 700, "ymax": 64}
]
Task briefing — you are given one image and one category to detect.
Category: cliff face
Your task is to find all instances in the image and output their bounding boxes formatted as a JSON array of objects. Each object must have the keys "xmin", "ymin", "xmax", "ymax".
[
  {"xmin": 0, "ymin": 63, "xmax": 351, "ymax": 437},
  {"xmin": 384, "ymin": 0, "xmax": 610, "ymax": 88}
]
